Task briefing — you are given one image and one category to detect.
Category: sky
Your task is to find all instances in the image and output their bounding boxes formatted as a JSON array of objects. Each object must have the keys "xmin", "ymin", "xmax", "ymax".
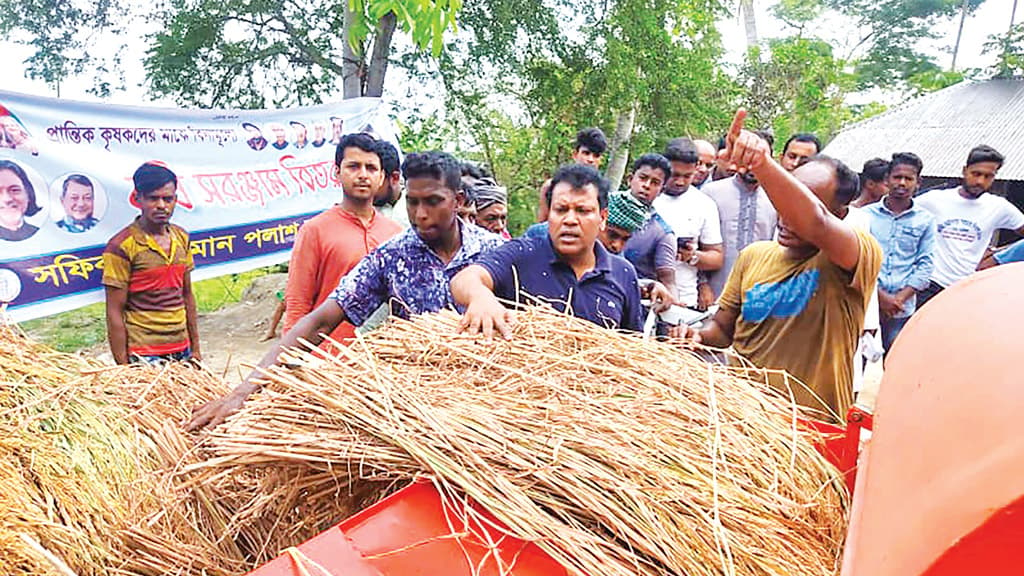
[{"xmin": 0, "ymin": 0, "xmax": 1018, "ymax": 107}]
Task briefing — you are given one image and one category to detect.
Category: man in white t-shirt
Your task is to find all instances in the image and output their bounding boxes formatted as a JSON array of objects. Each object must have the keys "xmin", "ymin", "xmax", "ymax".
[
  {"xmin": 653, "ymin": 142, "xmax": 724, "ymax": 308},
  {"xmin": 916, "ymin": 145, "xmax": 1024, "ymax": 308}
]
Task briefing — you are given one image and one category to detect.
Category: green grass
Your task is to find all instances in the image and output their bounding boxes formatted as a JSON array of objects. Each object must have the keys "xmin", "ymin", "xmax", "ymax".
[{"xmin": 21, "ymin": 267, "xmax": 281, "ymax": 352}]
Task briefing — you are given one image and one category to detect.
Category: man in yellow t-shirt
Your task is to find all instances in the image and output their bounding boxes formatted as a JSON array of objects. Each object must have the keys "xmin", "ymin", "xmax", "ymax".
[{"xmin": 689, "ymin": 111, "xmax": 882, "ymax": 421}]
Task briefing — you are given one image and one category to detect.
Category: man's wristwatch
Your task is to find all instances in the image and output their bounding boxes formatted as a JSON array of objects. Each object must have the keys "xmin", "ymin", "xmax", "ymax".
[{"xmin": 688, "ymin": 251, "xmax": 700, "ymax": 266}]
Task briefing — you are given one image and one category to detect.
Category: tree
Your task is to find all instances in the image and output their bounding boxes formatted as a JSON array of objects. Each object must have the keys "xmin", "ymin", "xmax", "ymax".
[
  {"xmin": 2, "ymin": 0, "xmax": 461, "ymax": 107},
  {"xmin": 0, "ymin": 0, "xmax": 126, "ymax": 96},
  {"xmin": 738, "ymin": 38, "xmax": 852, "ymax": 146},
  {"xmin": 983, "ymin": 22, "xmax": 1024, "ymax": 78},
  {"xmin": 144, "ymin": 0, "xmax": 462, "ymax": 107}
]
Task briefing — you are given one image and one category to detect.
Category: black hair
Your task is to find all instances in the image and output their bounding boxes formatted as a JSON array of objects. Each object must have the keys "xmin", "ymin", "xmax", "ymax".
[
  {"xmin": 573, "ymin": 127, "xmax": 608, "ymax": 156},
  {"xmin": 241, "ymin": 122, "xmax": 260, "ymax": 131},
  {"xmin": 401, "ymin": 151, "xmax": 462, "ymax": 194},
  {"xmin": 546, "ymin": 164, "xmax": 611, "ymax": 209},
  {"xmin": 754, "ymin": 130, "xmax": 775, "ymax": 152},
  {"xmin": 460, "ymin": 161, "xmax": 492, "ymax": 180},
  {"xmin": 374, "ymin": 140, "xmax": 400, "ymax": 175},
  {"xmin": 666, "ymin": 137, "xmax": 696, "ymax": 153},
  {"xmin": 631, "ymin": 153, "xmax": 671, "ymax": 182},
  {"xmin": 62, "ymin": 174, "xmax": 94, "ymax": 197},
  {"xmin": 132, "ymin": 162, "xmax": 177, "ymax": 197},
  {"xmin": 890, "ymin": 152, "xmax": 923, "ymax": 177},
  {"xmin": 664, "ymin": 144, "xmax": 699, "ymax": 165},
  {"xmin": 717, "ymin": 135, "xmax": 728, "ymax": 151},
  {"xmin": 860, "ymin": 158, "xmax": 890, "ymax": 184},
  {"xmin": 783, "ymin": 133, "xmax": 822, "ymax": 155},
  {"xmin": 966, "ymin": 145, "xmax": 1004, "ymax": 168},
  {"xmin": 807, "ymin": 154, "xmax": 859, "ymax": 206},
  {"xmin": 334, "ymin": 132, "xmax": 379, "ymax": 166},
  {"xmin": 0, "ymin": 159, "xmax": 41, "ymax": 217}
]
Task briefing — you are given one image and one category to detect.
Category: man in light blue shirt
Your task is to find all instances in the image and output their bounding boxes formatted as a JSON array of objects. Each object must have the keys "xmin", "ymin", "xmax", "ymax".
[{"xmin": 866, "ymin": 152, "xmax": 936, "ymax": 354}]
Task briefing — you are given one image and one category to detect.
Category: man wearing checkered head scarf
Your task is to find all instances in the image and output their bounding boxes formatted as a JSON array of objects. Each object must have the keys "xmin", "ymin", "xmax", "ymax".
[{"xmin": 602, "ymin": 191, "xmax": 647, "ymax": 255}]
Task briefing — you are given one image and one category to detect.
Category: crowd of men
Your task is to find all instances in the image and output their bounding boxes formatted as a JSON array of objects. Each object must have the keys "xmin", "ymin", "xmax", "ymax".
[{"xmin": 96, "ymin": 109, "xmax": 1024, "ymax": 429}]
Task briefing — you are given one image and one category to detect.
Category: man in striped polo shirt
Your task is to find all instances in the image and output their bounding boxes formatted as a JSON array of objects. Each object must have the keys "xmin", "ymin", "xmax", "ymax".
[{"xmin": 102, "ymin": 163, "xmax": 200, "ymax": 365}]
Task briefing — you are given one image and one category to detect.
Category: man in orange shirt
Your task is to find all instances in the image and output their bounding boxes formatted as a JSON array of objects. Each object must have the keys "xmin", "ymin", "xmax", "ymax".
[{"xmin": 282, "ymin": 132, "xmax": 402, "ymax": 346}]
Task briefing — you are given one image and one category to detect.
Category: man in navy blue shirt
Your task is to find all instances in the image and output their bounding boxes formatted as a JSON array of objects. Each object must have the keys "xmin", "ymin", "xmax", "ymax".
[{"xmin": 452, "ymin": 164, "xmax": 643, "ymax": 338}]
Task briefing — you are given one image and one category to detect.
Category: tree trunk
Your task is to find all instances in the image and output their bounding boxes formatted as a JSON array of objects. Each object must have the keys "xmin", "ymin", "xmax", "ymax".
[
  {"xmin": 740, "ymin": 0, "xmax": 758, "ymax": 50},
  {"xmin": 951, "ymin": 0, "xmax": 969, "ymax": 70},
  {"xmin": 605, "ymin": 105, "xmax": 637, "ymax": 192},
  {"xmin": 365, "ymin": 12, "xmax": 398, "ymax": 98},
  {"xmin": 342, "ymin": 5, "xmax": 364, "ymax": 99}
]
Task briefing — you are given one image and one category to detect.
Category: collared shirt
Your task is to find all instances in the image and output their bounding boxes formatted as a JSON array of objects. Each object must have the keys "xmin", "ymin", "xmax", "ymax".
[
  {"xmin": 866, "ymin": 198, "xmax": 937, "ymax": 317},
  {"xmin": 102, "ymin": 218, "xmax": 194, "ymax": 356},
  {"xmin": 57, "ymin": 216, "xmax": 99, "ymax": 233},
  {"xmin": 622, "ymin": 196, "xmax": 676, "ymax": 281},
  {"xmin": 0, "ymin": 221, "xmax": 39, "ymax": 241},
  {"xmin": 476, "ymin": 235, "xmax": 643, "ymax": 332},
  {"xmin": 283, "ymin": 205, "xmax": 402, "ymax": 342},
  {"xmin": 332, "ymin": 222, "xmax": 504, "ymax": 325},
  {"xmin": 702, "ymin": 176, "xmax": 778, "ymax": 297}
]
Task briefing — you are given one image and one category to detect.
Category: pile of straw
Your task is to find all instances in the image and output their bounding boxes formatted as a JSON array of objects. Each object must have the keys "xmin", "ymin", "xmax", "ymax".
[
  {"xmin": 0, "ymin": 326, "xmax": 244, "ymax": 575},
  {"xmin": 197, "ymin": 306, "xmax": 848, "ymax": 576}
]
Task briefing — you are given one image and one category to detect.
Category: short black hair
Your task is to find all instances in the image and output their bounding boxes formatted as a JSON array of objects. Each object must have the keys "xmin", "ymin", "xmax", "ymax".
[
  {"xmin": 334, "ymin": 132, "xmax": 379, "ymax": 166},
  {"xmin": 290, "ymin": 121, "xmax": 306, "ymax": 129},
  {"xmin": 133, "ymin": 162, "xmax": 177, "ymax": 197},
  {"xmin": 546, "ymin": 164, "xmax": 611, "ymax": 209},
  {"xmin": 783, "ymin": 133, "xmax": 822, "ymax": 155},
  {"xmin": 0, "ymin": 159, "xmax": 41, "ymax": 217},
  {"xmin": 573, "ymin": 127, "xmax": 608, "ymax": 156},
  {"xmin": 860, "ymin": 158, "xmax": 890, "ymax": 184},
  {"xmin": 62, "ymin": 174, "xmax": 93, "ymax": 197},
  {"xmin": 666, "ymin": 137, "xmax": 696, "ymax": 153},
  {"xmin": 808, "ymin": 154, "xmax": 859, "ymax": 206},
  {"xmin": 664, "ymin": 144, "xmax": 699, "ymax": 165},
  {"xmin": 401, "ymin": 151, "xmax": 462, "ymax": 193},
  {"xmin": 241, "ymin": 122, "xmax": 260, "ymax": 131},
  {"xmin": 631, "ymin": 153, "xmax": 671, "ymax": 182},
  {"xmin": 890, "ymin": 152, "xmax": 923, "ymax": 177},
  {"xmin": 374, "ymin": 140, "xmax": 400, "ymax": 175},
  {"xmin": 966, "ymin": 145, "xmax": 1004, "ymax": 168}
]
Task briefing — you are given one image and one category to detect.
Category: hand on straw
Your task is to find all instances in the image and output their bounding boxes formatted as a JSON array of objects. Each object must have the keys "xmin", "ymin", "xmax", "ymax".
[
  {"xmin": 723, "ymin": 109, "xmax": 771, "ymax": 175},
  {"xmin": 458, "ymin": 292, "xmax": 514, "ymax": 340},
  {"xmin": 187, "ymin": 388, "xmax": 249, "ymax": 431}
]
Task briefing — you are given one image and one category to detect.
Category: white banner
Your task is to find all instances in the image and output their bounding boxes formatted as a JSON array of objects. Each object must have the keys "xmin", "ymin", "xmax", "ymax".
[{"xmin": 0, "ymin": 91, "xmax": 398, "ymax": 321}]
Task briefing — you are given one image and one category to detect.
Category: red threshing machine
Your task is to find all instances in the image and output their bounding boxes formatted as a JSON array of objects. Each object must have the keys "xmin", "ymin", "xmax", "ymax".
[{"xmin": 248, "ymin": 264, "xmax": 1024, "ymax": 576}]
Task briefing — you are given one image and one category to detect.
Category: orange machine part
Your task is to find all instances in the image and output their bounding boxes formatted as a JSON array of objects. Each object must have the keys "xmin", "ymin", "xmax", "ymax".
[
  {"xmin": 841, "ymin": 264, "xmax": 1024, "ymax": 576},
  {"xmin": 247, "ymin": 481, "xmax": 570, "ymax": 576}
]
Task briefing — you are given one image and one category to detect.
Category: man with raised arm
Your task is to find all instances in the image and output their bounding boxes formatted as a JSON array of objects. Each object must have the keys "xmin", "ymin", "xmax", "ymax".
[{"xmin": 687, "ymin": 111, "xmax": 882, "ymax": 420}]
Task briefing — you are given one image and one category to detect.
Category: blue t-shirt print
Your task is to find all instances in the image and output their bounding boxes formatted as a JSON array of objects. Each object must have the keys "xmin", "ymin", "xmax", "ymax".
[{"xmin": 742, "ymin": 269, "xmax": 820, "ymax": 323}]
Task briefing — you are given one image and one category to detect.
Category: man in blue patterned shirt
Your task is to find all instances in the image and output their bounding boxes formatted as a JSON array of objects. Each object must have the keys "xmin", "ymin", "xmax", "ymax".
[{"xmin": 188, "ymin": 151, "xmax": 503, "ymax": 430}]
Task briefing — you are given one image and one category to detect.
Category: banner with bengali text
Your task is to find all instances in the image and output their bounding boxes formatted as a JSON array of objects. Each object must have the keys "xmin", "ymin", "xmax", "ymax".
[{"xmin": 0, "ymin": 90, "xmax": 399, "ymax": 321}]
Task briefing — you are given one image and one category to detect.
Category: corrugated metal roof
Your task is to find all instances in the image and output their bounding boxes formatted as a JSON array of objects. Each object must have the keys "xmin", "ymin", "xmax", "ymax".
[{"xmin": 823, "ymin": 79, "xmax": 1024, "ymax": 181}]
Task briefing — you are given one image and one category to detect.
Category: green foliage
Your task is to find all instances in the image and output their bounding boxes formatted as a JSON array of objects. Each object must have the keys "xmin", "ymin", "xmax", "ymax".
[
  {"xmin": 823, "ymin": 0, "xmax": 987, "ymax": 90},
  {"xmin": 0, "ymin": 0, "xmax": 124, "ymax": 95},
  {"xmin": 907, "ymin": 69, "xmax": 966, "ymax": 95},
  {"xmin": 414, "ymin": 0, "xmax": 738, "ymax": 222},
  {"xmin": 739, "ymin": 37, "xmax": 852, "ymax": 147},
  {"xmin": 983, "ymin": 23, "xmax": 1024, "ymax": 79}
]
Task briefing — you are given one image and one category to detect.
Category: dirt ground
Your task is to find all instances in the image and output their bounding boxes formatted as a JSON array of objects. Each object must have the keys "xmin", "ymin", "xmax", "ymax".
[{"xmin": 89, "ymin": 273, "xmax": 288, "ymax": 382}]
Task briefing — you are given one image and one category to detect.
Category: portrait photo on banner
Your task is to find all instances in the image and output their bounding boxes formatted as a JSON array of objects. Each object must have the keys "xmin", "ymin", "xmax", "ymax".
[
  {"xmin": 0, "ymin": 156, "xmax": 49, "ymax": 242},
  {"xmin": 48, "ymin": 172, "xmax": 108, "ymax": 234}
]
